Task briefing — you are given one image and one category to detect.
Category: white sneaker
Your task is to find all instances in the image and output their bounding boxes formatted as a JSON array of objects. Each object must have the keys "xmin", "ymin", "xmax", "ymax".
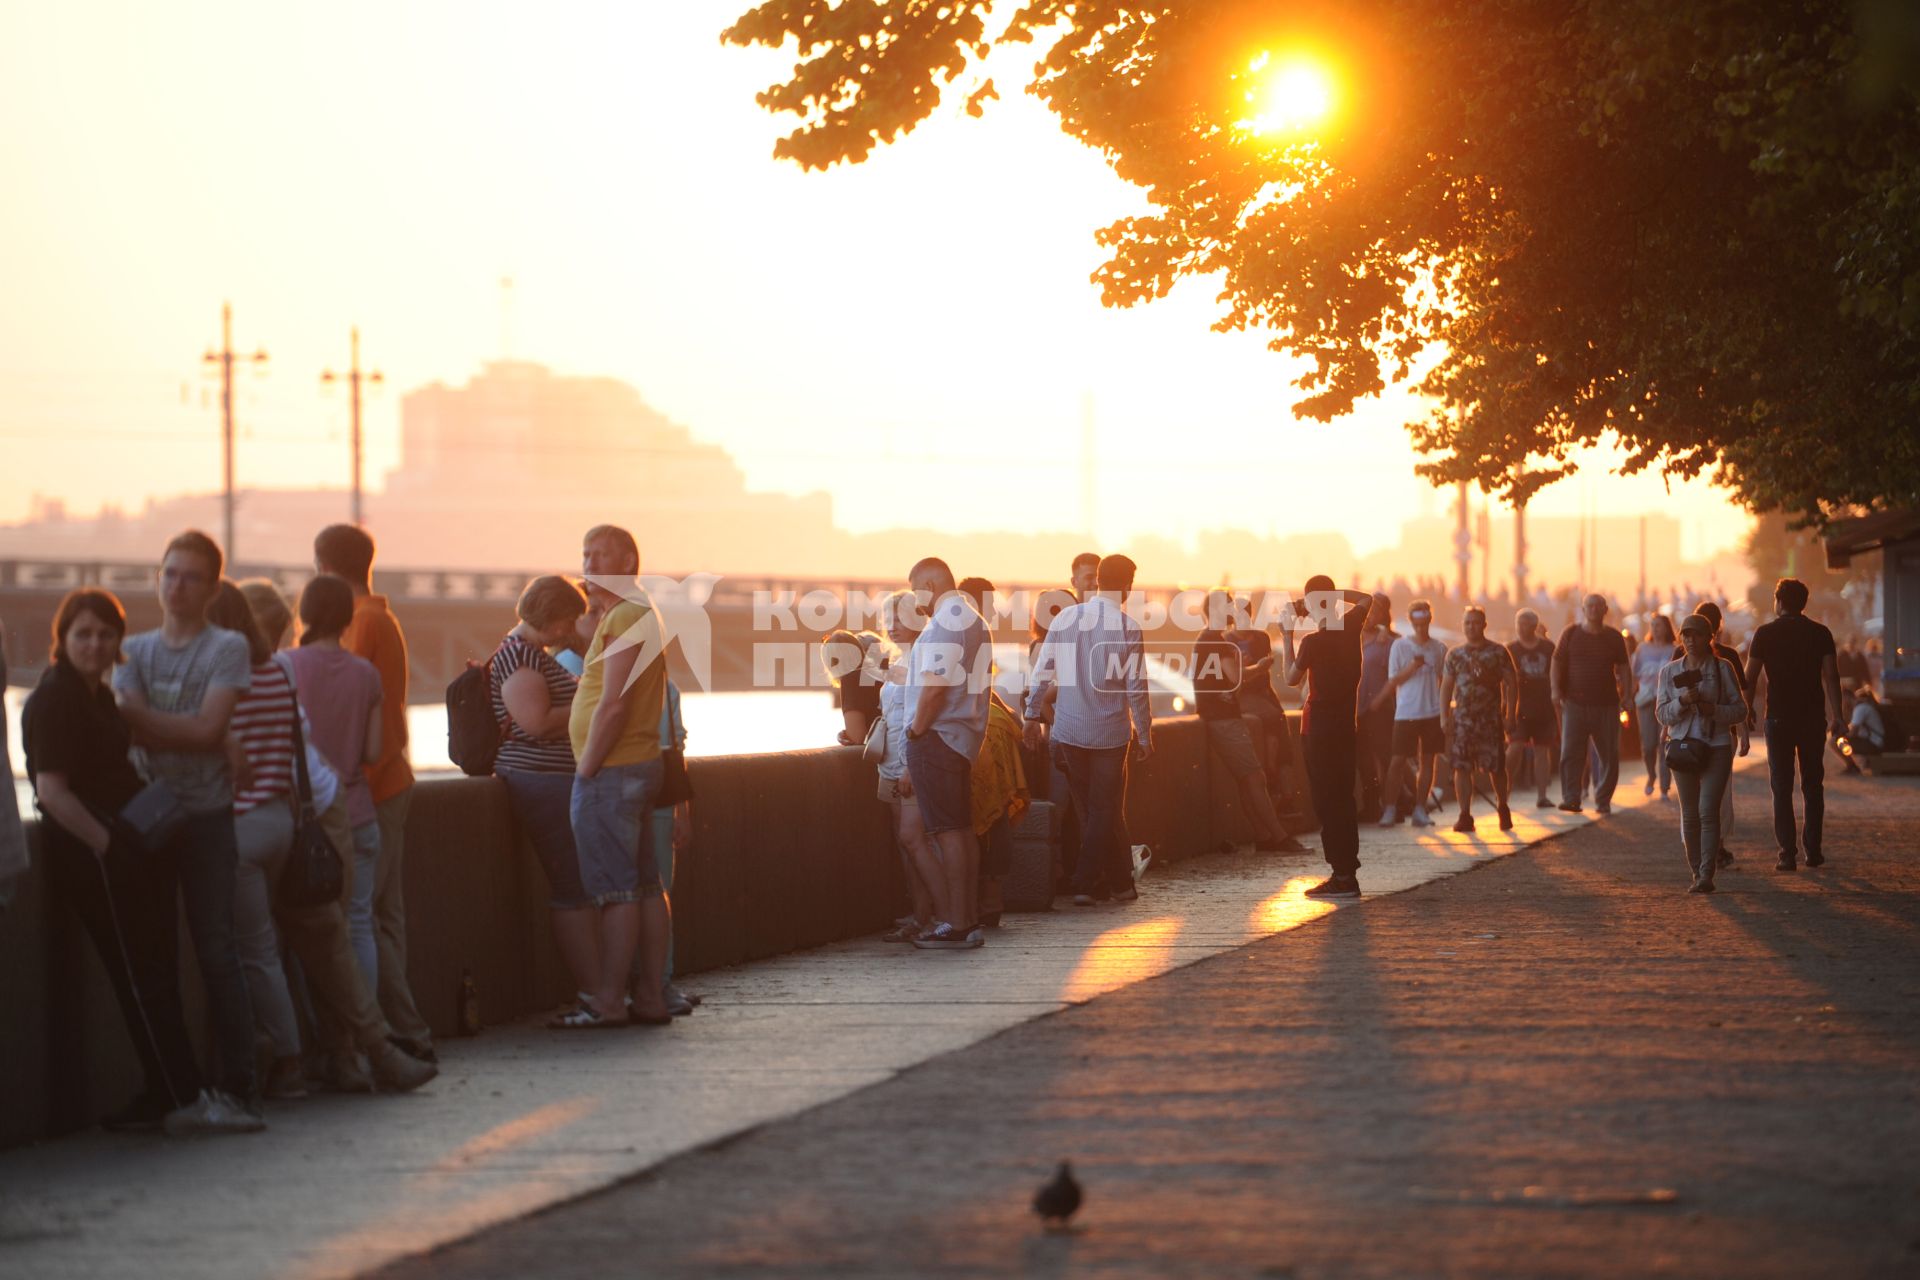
[
  {"xmin": 163, "ymin": 1088, "xmax": 266, "ymax": 1136},
  {"xmin": 1410, "ymin": 806, "xmax": 1433, "ymax": 827},
  {"xmin": 1378, "ymin": 807, "xmax": 1399, "ymax": 827}
]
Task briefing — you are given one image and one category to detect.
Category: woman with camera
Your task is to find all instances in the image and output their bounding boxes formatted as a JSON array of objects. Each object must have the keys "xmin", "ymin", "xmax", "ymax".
[{"xmin": 1656, "ymin": 612, "xmax": 1750, "ymax": 893}]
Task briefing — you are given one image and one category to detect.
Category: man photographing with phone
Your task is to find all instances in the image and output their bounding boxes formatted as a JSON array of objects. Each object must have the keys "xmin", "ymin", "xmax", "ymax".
[{"xmin": 1282, "ymin": 576, "xmax": 1377, "ymax": 898}]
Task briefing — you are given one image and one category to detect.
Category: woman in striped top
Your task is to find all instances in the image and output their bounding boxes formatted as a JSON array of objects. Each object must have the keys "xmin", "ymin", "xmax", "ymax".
[
  {"xmin": 210, "ymin": 582, "xmax": 312, "ymax": 1097},
  {"xmin": 488, "ymin": 575, "xmax": 596, "ymax": 1015}
]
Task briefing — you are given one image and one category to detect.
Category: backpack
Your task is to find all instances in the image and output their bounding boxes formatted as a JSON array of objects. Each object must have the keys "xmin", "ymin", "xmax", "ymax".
[{"xmin": 446, "ymin": 656, "xmax": 505, "ymax": 777}]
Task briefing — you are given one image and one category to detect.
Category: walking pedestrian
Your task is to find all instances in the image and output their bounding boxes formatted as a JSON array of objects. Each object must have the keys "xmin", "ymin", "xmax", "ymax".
[
  {"xmin": 1281, "ymin": 575, "xmax": 1374, "ymax": 897},
  {"xmin": 1505, "ymin": 609, "xmax": 1559, "ymax": 809},
  {"xmin": 1670, "ymin": 601, "xmax": 1746, "ymax": 866},
  {"xmin": 1744, "ymin": 577, "xmax": 1844, "ymax": 871},
  {"xmin": 1438, "ymin": 605, "xmax": 1518, "ymax": 833},
  {"xmin": 1375, "ymin": 599, "xmax": 1448, "ymax": 827},
  {"xmin": 1553, "ymin": 593, "xmax": 1631, "ymax": 814},
  {"xmin": 1026, "ymin": 555, "xmax": 1153, "ymax": 905},
  {"xmin": 1634, "ymin": 614, "xmax": 1677, "ymax": 799},
  {"xmin": 1355, "ymin": 594, "xmax": 1396, "ymax": 819},
  {"xmin": 1658, "ymin": 613, "xmax": 1748, "ymax": 893}
]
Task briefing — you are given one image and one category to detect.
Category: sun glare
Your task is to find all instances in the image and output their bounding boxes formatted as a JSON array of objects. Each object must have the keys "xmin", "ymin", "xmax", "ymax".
[{"xmin": 1239, "ymin": 52, "xmax": 1336, "ymax": 135}]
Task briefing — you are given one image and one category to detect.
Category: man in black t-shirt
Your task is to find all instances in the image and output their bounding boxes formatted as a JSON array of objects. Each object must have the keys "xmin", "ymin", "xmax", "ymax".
[
  {"xmin": 1283, "ymin": 575, "xmax": 1375, "ymax": 898},
  {"xmin": 1744, "ymin": 577, "xmax": 1843, "ymax": 871}
]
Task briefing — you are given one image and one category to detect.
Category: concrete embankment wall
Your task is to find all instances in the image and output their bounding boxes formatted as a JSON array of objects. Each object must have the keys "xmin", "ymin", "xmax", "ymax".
[{"xmin": 0, "ymin": 714, "xmax": 1302, "ymax": 1148}]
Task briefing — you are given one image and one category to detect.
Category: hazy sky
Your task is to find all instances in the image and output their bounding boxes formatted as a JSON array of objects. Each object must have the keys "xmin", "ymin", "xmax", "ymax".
[{"xmin": 0, "ymin": 1, "xmax": 1754, "ymax": 563}]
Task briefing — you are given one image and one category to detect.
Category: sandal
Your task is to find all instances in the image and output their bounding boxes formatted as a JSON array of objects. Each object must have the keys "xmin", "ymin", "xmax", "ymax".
[
  {"xmin": 549, "ymin": 1004, "xmax": 619, "ymax": 1030},
  {"xmin": 624, "ymin": 998, "xmax": 674, "ymax": 1028}
]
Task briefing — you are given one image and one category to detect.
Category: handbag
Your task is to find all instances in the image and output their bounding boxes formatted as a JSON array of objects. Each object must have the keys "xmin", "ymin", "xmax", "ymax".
[
  {"xmin": 862, "ymin": 714, "xmax": 890, "ymax": 764},
  {"xmin": 277, "ymin": 678, "xmax": 345, "ymax": 909},
  {"xmin": 655, "ymin": 690, "xmax": 693, "ymax": 808},
  {"xmin": 117, "ymin": 780, "xmax": 187, "ymax": 853},
  {"xmin": 1662, "ymin": 659, "xmax": 1721, "ymax": 775}
]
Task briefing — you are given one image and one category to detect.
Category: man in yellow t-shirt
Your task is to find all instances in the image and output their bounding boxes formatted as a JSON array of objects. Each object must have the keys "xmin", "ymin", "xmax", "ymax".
[{"xmin": 563, "ymin": 524, "xmax": 672, "ymax": 1029}]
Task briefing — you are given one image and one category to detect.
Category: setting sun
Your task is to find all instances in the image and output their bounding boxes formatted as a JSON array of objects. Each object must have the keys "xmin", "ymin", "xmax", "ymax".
[{"xmin": 1239, "ymin": 52, "xmax": 1335, "ymax": 134}]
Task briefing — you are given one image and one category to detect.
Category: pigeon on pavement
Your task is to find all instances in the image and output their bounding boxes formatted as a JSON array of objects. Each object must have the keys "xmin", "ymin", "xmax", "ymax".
[{"xmin": 1033, "ymin": 1161, "xmax": 1082, "ymax": 1228}]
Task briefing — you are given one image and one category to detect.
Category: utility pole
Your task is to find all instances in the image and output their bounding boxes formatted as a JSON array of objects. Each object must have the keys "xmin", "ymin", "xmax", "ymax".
[
  {"xmin": 1637, "ymin": 514, "xmax": 1647, "ymax": 612},
  {"xmin": 1513, "ymin": 490, "xmax": 1529, "ymax": 604},
  {"xmin": 202, "ymin": 302, "xmax": 269, "ymax": 562},
  {"xmin": 322, "ymin": 328, "xmax": 383, "ymax": 527},
  {"xmin": 1080, "ymin": 391, "xmax": 1097, "ymax": 542},
  {"xmin": 1454, "ymin": 479, "xmax": 1472, "ymax": 602}
]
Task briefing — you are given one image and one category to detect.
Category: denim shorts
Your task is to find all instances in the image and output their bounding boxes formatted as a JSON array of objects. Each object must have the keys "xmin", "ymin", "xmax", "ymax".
[
  {"xmin": 568, "ymin": 759, "xmax": 664, "ymax": 906},
  {"xmin": 500, "ymin": 767, "xmax": 589, "ymax": 910},
  {"xmin": 904, "ymin": 731, "xmax": 973, "ymax": 836}
]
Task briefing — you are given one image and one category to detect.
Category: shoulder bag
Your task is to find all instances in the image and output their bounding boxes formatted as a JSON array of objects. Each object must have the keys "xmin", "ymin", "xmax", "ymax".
[
  {"xmin": 1663, "ymin": 659, "xmax": 1722, "ymax": 775},
  {"xmin": 655, "ymin": 690, "xmax": 693, "ymax": 807},
  {"xmin": 277, "ymin": 677, "xmax": 345, "ymax": 908}
]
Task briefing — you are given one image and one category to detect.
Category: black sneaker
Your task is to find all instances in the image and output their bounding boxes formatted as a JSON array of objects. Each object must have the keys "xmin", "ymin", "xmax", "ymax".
[
  {"xmin": 1688, "ymin": 879, "xmax": 1716, "ymax": 895},
  {"xmin": 1303, "ymin": 875, "xmax": 1361, "ymax": 899},
  {"xmin": 1805, "ymin": 850, "xmax": 1826, "ymax": 868},
  {"xmin": 1775, "ymin": 855, "xmax": 1798, "ymax": 873},
  {"xmin": 1557, "ymin": 800, "xmax": 1583, "ymax": 813},
  {"xmin": 1716, "ymin": 848, "xmax": 1734, "ymax": 868}
]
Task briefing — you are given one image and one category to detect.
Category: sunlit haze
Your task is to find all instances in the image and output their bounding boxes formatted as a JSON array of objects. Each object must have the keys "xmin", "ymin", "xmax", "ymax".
[{"xmin": 0, "ymin": 1, "xmax": 1754, "ymax": 582}]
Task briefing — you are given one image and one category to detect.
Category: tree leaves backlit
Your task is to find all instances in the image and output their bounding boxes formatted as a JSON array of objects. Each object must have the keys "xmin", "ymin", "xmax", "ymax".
[{"xmin": 725, "ymin": 0, "xmax": 1920, "ymax": 523}]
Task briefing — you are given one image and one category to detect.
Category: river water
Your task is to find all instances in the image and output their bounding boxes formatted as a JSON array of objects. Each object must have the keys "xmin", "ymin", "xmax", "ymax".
[{"xmin": 7, "ymin": 687, "xmax": 845, "ymax": 809}]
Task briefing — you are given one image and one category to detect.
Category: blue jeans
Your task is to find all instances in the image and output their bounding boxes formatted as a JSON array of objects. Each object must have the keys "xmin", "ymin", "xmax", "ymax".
[
  {"xmin": 168, "ymin": 808, "xmax": 257, "ymax": 1099},
  {"xmin": 1057, "ymin": 742, "xmax": 1130, "ymax": 896},
  {"xmin": 501, "ymin": 768, "xmax": 590, "ymax": 909},
  {"xmin": 1765, "ymin": 719, "xmax": 1827, "ymax": 860},
  {"xmin": 1676, "ymin": 742, "xmax": 1735, "ymax": 881},
  {"xmin": 346, "ymin": 820, "xmax": 382, "ymax": 988},
  {"xmin": 570, "ymin": 759, "xmax": 664, "ymax": 906}
]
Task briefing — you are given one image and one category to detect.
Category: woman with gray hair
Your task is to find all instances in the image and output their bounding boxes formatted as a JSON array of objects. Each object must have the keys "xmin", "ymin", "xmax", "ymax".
[{"xmin": 1656, "ymin": 612, "xmax": 1748, "ymax": 893}]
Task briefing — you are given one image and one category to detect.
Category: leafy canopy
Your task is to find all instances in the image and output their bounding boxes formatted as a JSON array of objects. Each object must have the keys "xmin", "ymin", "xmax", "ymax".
[{"xmin": 724, "ymin": 0, "xmax": 1920, "ymax": 522}]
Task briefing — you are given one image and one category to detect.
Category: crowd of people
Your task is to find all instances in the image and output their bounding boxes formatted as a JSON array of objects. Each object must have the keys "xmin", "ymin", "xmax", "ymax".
[
  {"xmin": 4, "ymin": 512, "xmax": 1878, "ymax": 1138},
  {"xmin": 17, "ymin": 526, "xmax": 438, "ymax": 1137}
]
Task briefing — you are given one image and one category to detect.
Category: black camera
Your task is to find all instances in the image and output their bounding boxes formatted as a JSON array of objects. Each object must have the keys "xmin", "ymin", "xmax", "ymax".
[{"xmin": 1673, "ymin": 669, "xmax": 1704, "ymax": 690}]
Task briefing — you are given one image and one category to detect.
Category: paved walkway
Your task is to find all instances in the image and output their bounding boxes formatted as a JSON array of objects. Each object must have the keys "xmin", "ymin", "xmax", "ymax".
[
  {"xmin": 18, "ymin": 759, "xmax": 1904, "ymax": 1280},
  {"xmin": 368, "ymin": 761, "xmax": 1920, "ymax": 1280}
]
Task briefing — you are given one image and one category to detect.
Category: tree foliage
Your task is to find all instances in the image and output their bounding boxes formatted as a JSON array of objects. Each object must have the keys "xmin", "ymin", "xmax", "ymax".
[{"xmin": 724, "ymin": 0, "xmax": 1920, "ymax": 522}]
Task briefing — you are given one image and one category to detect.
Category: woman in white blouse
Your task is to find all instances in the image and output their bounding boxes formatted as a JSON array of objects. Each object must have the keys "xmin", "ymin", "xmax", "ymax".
[{"xmin": 1656, "ymin": 612, "xmax": 1750, "ymax": 893}]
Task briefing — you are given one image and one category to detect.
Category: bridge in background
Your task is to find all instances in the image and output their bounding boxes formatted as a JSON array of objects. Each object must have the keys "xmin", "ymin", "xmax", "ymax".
[{"xmin": 0, "ymin": 559, "xmax": 1240, "ymax": 699}]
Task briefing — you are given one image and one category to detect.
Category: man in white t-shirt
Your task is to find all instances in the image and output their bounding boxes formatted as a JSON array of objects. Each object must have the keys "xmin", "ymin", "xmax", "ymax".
[
  {"xmin": 902, "ymin": 556, "xmax": 993, "ymax": 949},
  {"xmin": 1372, "ymin": 598, "xmax": 1449, "ymax": 827}
]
